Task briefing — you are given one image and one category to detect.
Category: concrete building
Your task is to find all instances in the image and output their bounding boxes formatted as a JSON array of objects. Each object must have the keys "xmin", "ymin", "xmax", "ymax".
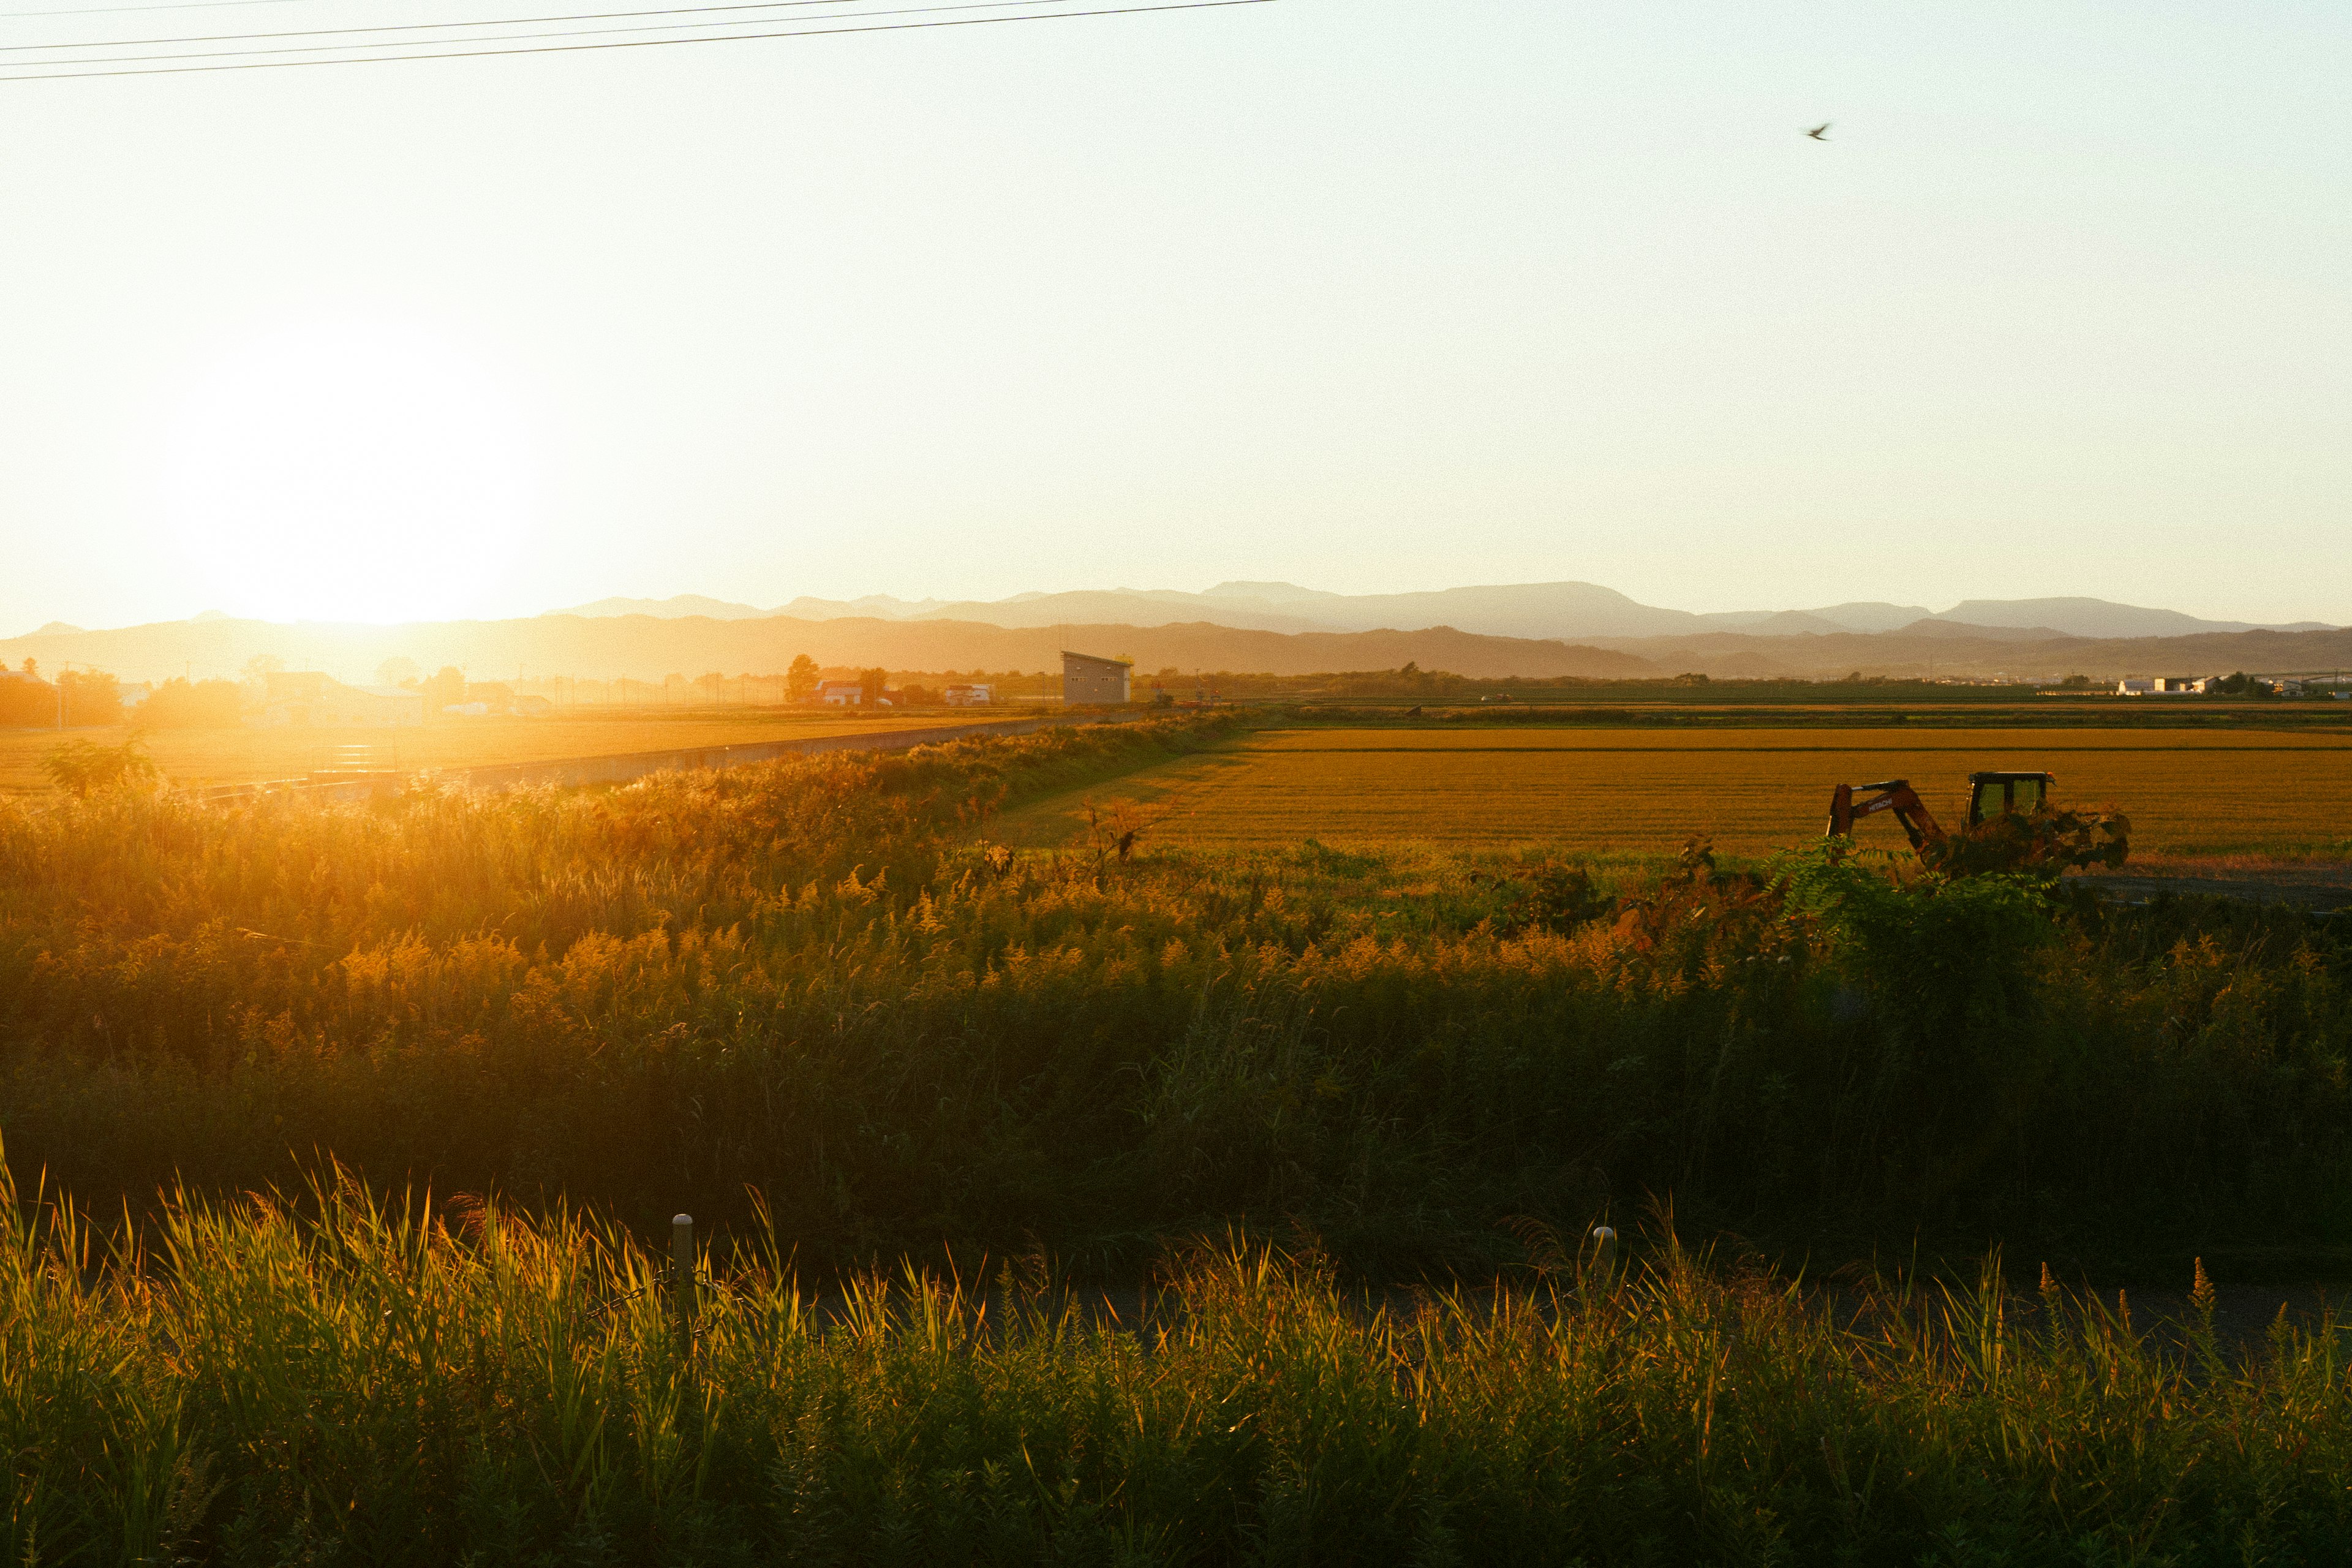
[{"xmin": 1061, "ymin": 650, "xmax": 1131, "ymax": 706}]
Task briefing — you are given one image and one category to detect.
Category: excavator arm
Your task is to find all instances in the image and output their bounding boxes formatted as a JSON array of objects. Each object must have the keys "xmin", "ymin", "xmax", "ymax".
[{"xmin": 1826, "ymin": 778, "xmax": 1949, "ymax": 854}]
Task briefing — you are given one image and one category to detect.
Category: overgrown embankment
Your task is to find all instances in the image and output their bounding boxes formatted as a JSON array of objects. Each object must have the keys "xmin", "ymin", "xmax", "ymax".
[
  {"xmin": 9, "ymin": 1183, "xmax": 2352, "ymax": 1564},
  {"xmin": 0, "ymin": 712, "xmax": 2346, "ymax": 1276}
]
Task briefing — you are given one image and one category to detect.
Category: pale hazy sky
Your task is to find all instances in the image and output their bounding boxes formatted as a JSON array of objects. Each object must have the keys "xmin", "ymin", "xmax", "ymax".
[{"xmin": 2, "ymin": 0, "xmax": 2345, "ymax": 635}]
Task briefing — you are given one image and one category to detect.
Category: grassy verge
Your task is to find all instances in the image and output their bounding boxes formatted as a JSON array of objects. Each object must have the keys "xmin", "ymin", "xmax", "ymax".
[{"xmin": 10, "ymin": 1174, "xmax": 2350, "ymax": 1564}]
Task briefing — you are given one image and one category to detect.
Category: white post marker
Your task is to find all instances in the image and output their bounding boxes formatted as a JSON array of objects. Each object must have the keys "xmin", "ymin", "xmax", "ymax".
[{"xmin": 1590, "ymin": 1225, "xmax": 1618, "ymax": 1281}]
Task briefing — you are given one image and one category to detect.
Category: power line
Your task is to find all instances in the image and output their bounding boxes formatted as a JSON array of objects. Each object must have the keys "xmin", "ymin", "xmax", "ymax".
[
  {"xmin": 7, "ymin": 0, "xmax": 1085, "ymax": 61},
  {"xmin": 0, "ymin": 0, "xmax": 960, "ymax": 52},
  {"xmin": 0, "ymin": 0, "xmax": 308, "ymax": 17},
  {"xmin": 0, "ymin": 0, "xmax": 1264, "ymax": 75}
]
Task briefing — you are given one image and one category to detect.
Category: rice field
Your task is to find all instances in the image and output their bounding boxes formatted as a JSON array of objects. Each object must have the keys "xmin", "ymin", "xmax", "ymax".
[
  {"xmin": 0, "ymin": 710, "xmax": 984, "ymax": 795},
  {"xmin": 992, "ymin": 725, "xmax": 2352, "ymax": 860}
]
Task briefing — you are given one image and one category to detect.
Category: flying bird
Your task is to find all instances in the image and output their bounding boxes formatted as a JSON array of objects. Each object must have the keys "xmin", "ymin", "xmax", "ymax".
[{"xmin": 1805, "ymin": 123, "xmax": 1832, "ymax": 140}]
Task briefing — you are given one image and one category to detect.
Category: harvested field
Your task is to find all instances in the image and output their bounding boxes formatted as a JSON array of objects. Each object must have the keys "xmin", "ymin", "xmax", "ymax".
[
  {"xmin": 992, "ymin": 725, "xmax": 2352, "ymax": 860},
  {"xmin": 0, "ymin": 710, "xmax": 986, "ymax": 794}
]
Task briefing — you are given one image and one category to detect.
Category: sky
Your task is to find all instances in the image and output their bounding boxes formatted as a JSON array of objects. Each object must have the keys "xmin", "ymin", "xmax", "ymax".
[{"xmin": 1, "ymin": 0, "xmax": 2345, "ymax": 636}]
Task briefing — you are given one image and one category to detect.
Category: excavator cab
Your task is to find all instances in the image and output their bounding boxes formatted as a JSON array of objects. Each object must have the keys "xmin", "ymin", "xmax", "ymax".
[{"xmin": 1964, "ymin": 771, "xmax": 2052, "ymax": 828}]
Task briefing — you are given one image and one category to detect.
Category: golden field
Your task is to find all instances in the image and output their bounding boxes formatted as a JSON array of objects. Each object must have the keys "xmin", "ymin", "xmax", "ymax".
[
  {"xmin": 0, "ymin": 709, "xmax": 990, "ymax": 794},
  {"xmin": 992, "ymin": 725, "xmax": 2352, "ymax": 859}
]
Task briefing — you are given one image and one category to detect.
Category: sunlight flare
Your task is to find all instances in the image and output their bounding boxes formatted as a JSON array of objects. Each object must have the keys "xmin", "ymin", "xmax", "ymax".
[{"xmin": 162, "ymin": 320, "xmax": 538, "ymax": 624}]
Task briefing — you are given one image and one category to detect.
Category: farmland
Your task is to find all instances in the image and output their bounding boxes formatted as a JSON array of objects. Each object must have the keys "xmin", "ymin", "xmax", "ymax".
[
  {"xmin": 0, "ymin": 709, "xmax": 1003, "ymax": 795},
  {"xmin": 993, "ymin": 723, "xmax": 2352, "ymax": 862},
  {"xmin": 6, "ymin": 713, "xmax": 2352, "ymax": 1559}
]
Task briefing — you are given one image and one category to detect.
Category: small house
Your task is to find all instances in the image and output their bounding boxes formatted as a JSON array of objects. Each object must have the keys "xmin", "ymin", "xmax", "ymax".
[{"xmin": 1061, "ymin": 651, "xmax": 1131, "ymax": 706}]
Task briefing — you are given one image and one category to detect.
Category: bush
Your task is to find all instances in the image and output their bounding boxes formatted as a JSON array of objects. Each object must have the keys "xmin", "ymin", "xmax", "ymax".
[{"xmin": 40, "ymin": 733, "xmax": 157, "ymax": 799}]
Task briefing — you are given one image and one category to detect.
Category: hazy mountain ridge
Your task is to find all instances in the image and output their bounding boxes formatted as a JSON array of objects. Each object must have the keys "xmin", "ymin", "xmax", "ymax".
[
  {"xmin": 1930, "ymin": 597, "xmax": 2332, "ymax": 639},
  {"xmin": 9, "ymin": 608, "xmax": 2352, "ymax": 691},
  {"xmin": 3, "ymin": 614, "xmax": 1658, "ymax": 684},
  {"xmin": 543, "ymin": 583, "xmax": 2331, "ymax": 644}
]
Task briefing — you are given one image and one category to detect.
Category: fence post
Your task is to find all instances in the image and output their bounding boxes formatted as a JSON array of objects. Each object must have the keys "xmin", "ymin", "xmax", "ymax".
[{"xmin": 672, "ymin": 1213, "xmax": 695, "ymax": 1359}]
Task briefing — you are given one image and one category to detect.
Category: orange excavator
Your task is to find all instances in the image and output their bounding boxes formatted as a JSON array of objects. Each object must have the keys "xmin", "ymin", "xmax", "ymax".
[
  {"xmin": 1825, "ymin": 771, "xmax": 2129, "ymax": 873},
  {"xmin": 1825, "ymin": 772, "xmax": 2053, "ymax": 856}
]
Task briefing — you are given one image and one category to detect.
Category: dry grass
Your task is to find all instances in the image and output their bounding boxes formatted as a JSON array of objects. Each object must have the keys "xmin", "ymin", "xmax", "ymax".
[
  {"xmin": 0, "ymin": 710, "xmax": 982, "ymax": 794},
  {"xmin": 992, "ymin": 725, "xmax": 2352, "ymax": 859}
]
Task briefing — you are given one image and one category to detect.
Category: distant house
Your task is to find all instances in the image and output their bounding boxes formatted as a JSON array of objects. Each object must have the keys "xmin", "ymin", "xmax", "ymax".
[
  {"xmin": 944, "ymin": 683, "xmax": 993, "ymax": 707},
  {"xmin": 815, "ymin": 679, "xmax": 865, "ymax": 706},
  {"xmin": 1061, "ymin": 651, "xmax": 1131, "ymax": 706},
  {"xmin": 251, "ymin": 673, "xmax": 426, "ymax": 727}
]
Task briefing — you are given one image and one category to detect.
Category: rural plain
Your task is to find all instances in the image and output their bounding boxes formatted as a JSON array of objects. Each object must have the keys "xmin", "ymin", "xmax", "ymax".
[
  {"xmin": 994, "ymin": 721, "xmax": 2352, "ymax": 861},
  {"xmin": 9, "ymin": 0, "xmax": 2351, "ymax": 1549},
  {"xmin": 0, "ymin": 709, "xmax": 1006, "ymax": 794}
]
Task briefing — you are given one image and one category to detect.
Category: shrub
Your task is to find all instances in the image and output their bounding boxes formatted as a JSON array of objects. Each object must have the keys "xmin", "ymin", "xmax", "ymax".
[{"xmin": 40, "ymin": 733, "xmax": 157, "ymax": 799}]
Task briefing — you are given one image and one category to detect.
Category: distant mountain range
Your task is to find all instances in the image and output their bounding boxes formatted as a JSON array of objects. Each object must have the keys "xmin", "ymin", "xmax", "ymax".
[
  {"xmin": 2, "ymin": 580, "xmax": 2340, "ymax": 691},
  {"xmin": 548, "ymin": 583, "xmax": 2334, "ymax": 644},
  {"xmin": 7, "ymin": 606, "xmax": 2350, "ymax": 689}
]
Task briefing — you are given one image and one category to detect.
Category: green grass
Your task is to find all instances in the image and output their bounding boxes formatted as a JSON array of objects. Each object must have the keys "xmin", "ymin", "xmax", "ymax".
[{"xmin": 10, "ymin": 1169, "xmax": 2352, "ymax": 1565}]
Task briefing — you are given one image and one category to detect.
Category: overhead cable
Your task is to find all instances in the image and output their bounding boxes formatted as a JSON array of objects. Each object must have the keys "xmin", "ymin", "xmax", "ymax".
[
  {"xmin": 0, "ymin": 0, "xmax": 964, "ymax": 52},
  {"xmin": 5, "ymin": 0, "xmax": 1081, "ymax": 59},
  {"xmin": 0, "ymin": 0, "xmax": 308, "ymax": 17},
  {"xmin": 0, "ymin": 0, "xmax": 1265, "ymax": 77}
]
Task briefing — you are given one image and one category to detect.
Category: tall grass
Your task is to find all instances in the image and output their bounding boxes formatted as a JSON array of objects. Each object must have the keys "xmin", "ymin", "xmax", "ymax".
[
  {"xmin": 0, "ymin": 715, "xmax": 2346, "ymax": 1273},
  {"xmin": 8, "ymin": 1167, "xmax": 2350, "ymax": 1564}
]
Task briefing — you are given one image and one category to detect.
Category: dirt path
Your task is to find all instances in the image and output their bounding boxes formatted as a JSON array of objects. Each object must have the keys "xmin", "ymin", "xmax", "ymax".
[{"xmin": 2076, "ymin": 862, "xmax": 2352, "ymax": 913}]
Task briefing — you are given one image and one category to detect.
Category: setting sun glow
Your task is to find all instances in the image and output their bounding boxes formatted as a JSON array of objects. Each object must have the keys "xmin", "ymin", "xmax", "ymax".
[{"xmin": 162, "ymin": 321, "xmax": 537, "ymax": 625}]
